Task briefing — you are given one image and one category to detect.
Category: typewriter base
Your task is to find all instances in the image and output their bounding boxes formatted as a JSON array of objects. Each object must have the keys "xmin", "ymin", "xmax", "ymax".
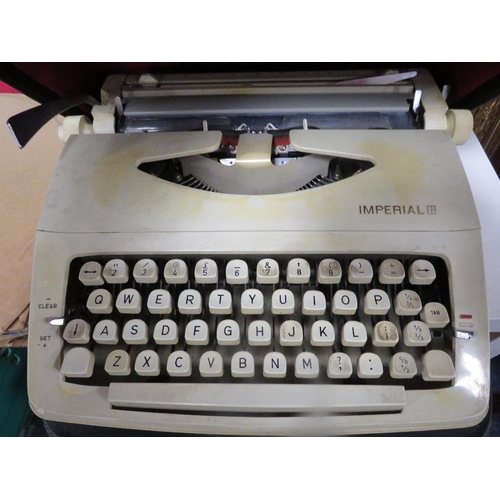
[{"xmin": 40, "ymin": 400, "xmax": 492, "ymax": 437}]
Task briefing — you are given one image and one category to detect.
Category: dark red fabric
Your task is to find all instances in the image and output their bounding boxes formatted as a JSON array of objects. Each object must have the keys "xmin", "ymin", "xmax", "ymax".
[
  {"xmin": 424, "ymin": 62, "xmax": 500, "ymax": 104},
  {"xmin": 9, "ymin": 62, "xmax": 180, "ymax": 99},
  {"xmin": 8, "ymin": 62, "xmax": 500, "ymax": 105},
  {"xmin": 0, "ymin": 82, "xmax": 19, "ymax": 93}
]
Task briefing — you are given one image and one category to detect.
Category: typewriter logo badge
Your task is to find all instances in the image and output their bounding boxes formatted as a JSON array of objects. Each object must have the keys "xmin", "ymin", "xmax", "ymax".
[{"xmin": 359, "ymin": 205, "xmax": 437, "ymax": 215}]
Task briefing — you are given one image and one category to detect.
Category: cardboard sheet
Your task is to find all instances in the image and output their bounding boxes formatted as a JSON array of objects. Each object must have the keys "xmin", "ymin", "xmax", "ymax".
[{"xmin": 0, "ymin": 93, "xmax": 63, "ymax": 346}]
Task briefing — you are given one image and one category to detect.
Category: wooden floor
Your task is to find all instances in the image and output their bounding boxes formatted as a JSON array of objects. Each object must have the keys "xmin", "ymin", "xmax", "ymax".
[{"xmin": 473, "ymin": 96, "xmax": 500, "ymax": 177}]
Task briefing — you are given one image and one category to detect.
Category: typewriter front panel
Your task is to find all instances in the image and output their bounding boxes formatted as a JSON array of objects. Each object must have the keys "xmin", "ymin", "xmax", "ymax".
[{"xmin": 37, "ymin": 130, "xmax": 479, "ymax": 236}]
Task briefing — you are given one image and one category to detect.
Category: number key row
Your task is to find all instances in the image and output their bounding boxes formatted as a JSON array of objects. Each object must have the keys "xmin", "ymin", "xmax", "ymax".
[{"xmin": 79, "ymin": 257, "xmax": 437, "ymax": 287}]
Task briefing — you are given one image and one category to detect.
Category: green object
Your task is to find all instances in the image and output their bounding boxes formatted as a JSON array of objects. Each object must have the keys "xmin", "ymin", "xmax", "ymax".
[{"xmin": 0, "ymin": 347, "xmax": 30, "ymax": 436}]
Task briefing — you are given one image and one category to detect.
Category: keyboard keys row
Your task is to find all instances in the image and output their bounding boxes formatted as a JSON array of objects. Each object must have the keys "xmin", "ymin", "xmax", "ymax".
[
  {"xmin": 63, "ymin": 317, "xmax": 434, "ymax": 348},
  {"xmin": 85, "ymin": 287, "xmax": 450, "ymax": 326},
  {"xmin": 79, "ymin": 258, "xmax": 437, "ymax": 286},
  {"xmin": 61, "ymin": 346, "xmax": 454, "ymax": 381}
]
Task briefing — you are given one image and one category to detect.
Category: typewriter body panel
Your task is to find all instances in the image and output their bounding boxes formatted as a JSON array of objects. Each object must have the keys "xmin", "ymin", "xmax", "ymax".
[{"xmin": 28, "ymin": 69, "xmax": 490, "ymax": 435}]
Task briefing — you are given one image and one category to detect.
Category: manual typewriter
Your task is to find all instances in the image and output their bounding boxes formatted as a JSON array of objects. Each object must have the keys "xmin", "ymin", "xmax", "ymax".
[{"xmin": 23, "ymin": 69, "xmax": 490, "ymax": 435}]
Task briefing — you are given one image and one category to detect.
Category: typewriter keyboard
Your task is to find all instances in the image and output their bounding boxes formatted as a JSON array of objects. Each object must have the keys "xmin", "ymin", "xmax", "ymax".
[{"xmin": 60, "ymin": 255, "xmax": 455, "ymax": 391}]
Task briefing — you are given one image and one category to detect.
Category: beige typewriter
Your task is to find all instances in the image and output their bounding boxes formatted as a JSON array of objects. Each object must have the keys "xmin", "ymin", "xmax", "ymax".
[{"xmin": 27, "ymin": 69, "xmax": 490, "ymax": 435}]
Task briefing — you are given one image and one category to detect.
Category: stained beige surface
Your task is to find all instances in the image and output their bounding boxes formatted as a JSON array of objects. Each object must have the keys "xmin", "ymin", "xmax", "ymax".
[{"xmin": 0, "ymin": 93, "xmax": 63, "ymax": 342}]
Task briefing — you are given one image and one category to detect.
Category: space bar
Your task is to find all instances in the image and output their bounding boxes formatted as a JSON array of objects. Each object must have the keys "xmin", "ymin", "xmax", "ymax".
[{"xmin": 108, "ymin": 383, "xmax": 406, "ymax": 413}]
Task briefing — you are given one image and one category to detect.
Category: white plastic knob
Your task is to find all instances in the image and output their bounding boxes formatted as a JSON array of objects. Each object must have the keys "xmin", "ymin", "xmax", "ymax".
[
  {"xmin": 91, "ymin": 104, "xmax": 116, "ymax": 134},
  {"xmin": 446, "ymin": 109, "xmax": 474, "ymax": 145},
  {"xmin": 58, "ymin": 115, "xmax": 93, "ymax": 143}
]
